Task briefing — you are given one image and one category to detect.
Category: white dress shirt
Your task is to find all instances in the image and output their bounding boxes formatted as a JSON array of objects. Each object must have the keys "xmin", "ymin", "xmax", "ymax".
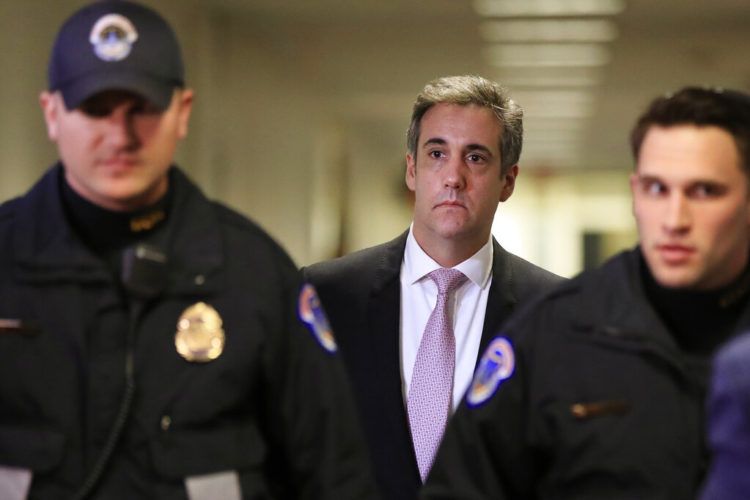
[{"xmin": 400, "ymin": 228, "xmax": 493, "ymax": 411}]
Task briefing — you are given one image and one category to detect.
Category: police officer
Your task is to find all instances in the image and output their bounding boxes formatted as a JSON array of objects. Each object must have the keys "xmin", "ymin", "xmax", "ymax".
[
  {"xmin": 421, "ymin": 87, "xmax": 750, "ymax": 499},
  {"xmin": 0, "ymin": 1, "xmax": 377, "ymax": 499}
]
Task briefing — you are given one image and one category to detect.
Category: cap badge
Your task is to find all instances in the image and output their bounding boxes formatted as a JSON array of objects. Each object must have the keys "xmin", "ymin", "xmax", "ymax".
[
  {"xmin": 298, "ymin": 284, "xmax": 337, "ymax": 353},
  {"xmin": 89, "ymin": 14, "xmax": 139, "ymax": 62},
  {"xmin": 467, "ymin": 336, "xmax": 515, "ymax": 407},
  {"xmin": 175, "ymin": 302, "xmax": 225, "ymax": 363}
]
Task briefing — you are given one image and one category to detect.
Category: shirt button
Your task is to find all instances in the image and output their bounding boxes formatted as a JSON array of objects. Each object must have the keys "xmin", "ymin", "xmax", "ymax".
[
  {"xmin": 160, "ymin": 415, "xmax": 172, "ymax": 431},
  {"xmin": 194, "ymin": 274, "xmax": 206, "ymax": 285}
]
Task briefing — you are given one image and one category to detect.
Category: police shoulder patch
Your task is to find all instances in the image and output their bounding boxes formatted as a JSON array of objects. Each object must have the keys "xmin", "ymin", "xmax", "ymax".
[
  {"xmin": 298, "ymin": 283, "xmax": 337, "ymax": 353},
  {"xmin": 466, "ymin": 336, "xmax": 515, "ymax": 407}
]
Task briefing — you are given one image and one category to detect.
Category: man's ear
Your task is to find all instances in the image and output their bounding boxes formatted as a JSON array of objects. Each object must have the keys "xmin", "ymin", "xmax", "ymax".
[
  {"xmin": 629, "ymin": 172, "xmax": 639, "ymax": 216},
  {"xmin": 499, "ymin": 164, "xmax": 519, "ymax": 202},
  {"xmin": 175, "ymin": 88, "xmax": 194, "ymax": 139},
  {"xmin": 405, "ymin": 152, "xmax": 417, "ymax": 192},
  {"xmin": 39, "ymin": 91, "xmax": 61, "ymax": 142}
]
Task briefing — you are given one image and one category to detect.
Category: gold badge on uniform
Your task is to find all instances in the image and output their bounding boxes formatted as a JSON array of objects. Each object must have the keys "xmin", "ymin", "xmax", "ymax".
[{"xmin": 175, "ymin": 302, "xmax": 225, "ymax": 362}]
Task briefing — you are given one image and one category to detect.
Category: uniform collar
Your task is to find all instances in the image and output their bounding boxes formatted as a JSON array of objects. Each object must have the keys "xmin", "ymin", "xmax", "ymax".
[
  {"xmin": 12, "ymin": 163, "xmax": 223, "ymax": 295},
  {"xmin": 12, "ymin": 163, "xmax": 106, "ymax": 282}
]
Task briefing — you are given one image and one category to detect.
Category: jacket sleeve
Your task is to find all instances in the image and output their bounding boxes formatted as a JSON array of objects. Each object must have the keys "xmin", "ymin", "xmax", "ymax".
[{"xmin": 261, "ymin": 265, "xmax": 379, "ymax": 500}]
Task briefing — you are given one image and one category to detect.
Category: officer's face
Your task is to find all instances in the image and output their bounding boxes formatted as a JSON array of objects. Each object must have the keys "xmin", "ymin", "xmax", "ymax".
[
  {"xmin": 405, "ymin": 103, "xmax": 517, "ymax": 266},
  {"xmin": 40, "ymin": 88, "xmax": 193, "ymax": 212},
  {"xmin": 631, "ymin": 125, "xmax": 750, "ymax": 290}
]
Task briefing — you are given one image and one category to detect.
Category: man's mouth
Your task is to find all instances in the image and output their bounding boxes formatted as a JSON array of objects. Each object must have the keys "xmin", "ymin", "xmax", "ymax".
[
  {"xmin": 655, "ymin": 243, "xmax": 695, "ymax": 263},
  {"xmin": 435, "ymin": 200, "xmax": 465, "ymax": 209}
]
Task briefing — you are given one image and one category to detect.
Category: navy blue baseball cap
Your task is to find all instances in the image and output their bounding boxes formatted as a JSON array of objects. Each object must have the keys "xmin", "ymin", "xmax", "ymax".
[{"xmin": 48, "ymin": 0, "xmax": 184, "ymax": 111}]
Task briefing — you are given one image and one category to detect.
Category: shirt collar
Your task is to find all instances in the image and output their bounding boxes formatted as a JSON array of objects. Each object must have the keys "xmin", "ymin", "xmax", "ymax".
[{"xmin": 403, "ymin": 225, "xmax": 493, "ymax": 288}]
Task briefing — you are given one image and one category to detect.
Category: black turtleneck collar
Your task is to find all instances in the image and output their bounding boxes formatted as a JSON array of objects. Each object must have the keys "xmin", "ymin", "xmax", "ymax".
[
  {"xmin": 641, "ymin": 252, "xmax": 750, "ymax": 356},
  {"xmin": 60, "ymin": 172, "xmax": 171, "ymax": 270}
]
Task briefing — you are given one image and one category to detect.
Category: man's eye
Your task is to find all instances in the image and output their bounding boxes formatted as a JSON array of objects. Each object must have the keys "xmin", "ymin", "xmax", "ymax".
[
  {"xmin": 643, "ymin": 181, "xmax": 665, "ymax": 196},
  {"xmin": 467, "ymin": 154, "xmax": 485, "ymax": 163},
  {"xmin": 132, "ymin": 101, "xmax": 161, "ymax": 115},
  {"xmin": 690, "ymin": 183, "xmax": 724, "ymax": 198},
  {"xmin": 79, "ymin": 103, "xmax": 114, "ymax": 118},
  {"xmin": 428, "ymin": 150, "xmax": 444, "ymax": 159}
]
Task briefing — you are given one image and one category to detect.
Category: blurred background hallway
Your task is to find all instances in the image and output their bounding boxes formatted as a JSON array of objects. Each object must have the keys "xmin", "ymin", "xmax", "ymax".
[{"xmin": 2, "ymin": 0, "xmax": 748, "ymax": 276}]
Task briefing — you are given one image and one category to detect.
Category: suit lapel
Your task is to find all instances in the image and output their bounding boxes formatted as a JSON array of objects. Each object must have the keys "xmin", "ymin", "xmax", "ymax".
[
  {"xmin": 477, "ymin": 240, "xmax": 518, "ymax": 363},
  {"xmin": 367, "ymin": 232, "xmax": 421, "ymax": 472}
]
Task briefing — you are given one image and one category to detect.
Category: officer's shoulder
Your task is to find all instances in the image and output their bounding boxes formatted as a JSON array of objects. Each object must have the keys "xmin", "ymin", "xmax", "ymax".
[
  {"xmin": 304, "ymin": 238, "xmax": 395, "ymax": 285},
  {"xmin": 514, "ymin": 251, "xmax": 630, "ymax": 322},
  {"xmin": 503, "ymin": 263, "xmax": 598, "ymax": 336},
  {"xmin": 209, "ymin": 200, "xmax": 296, "ymax": 268},
  {"xmin": 0, "ymin": 195, "xmax": 23, "ymax": 228}
]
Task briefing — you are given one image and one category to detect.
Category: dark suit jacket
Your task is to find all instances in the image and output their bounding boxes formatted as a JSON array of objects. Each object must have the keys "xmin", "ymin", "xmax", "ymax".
[{"xmin": 303, "ymin": 231, "xmax": 564, "ymax": 500}]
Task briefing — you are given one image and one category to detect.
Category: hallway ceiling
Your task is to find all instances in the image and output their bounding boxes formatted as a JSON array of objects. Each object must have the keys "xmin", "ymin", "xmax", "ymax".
[{"xmin": 202, "ymin": 0, "xmax": 750, "ymax": 172}]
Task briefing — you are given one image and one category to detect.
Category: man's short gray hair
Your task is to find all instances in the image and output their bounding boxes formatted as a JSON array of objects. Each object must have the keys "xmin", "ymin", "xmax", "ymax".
[{"xmin": 406, "ymin": 75, "xmax": 523, "ymax": 173}]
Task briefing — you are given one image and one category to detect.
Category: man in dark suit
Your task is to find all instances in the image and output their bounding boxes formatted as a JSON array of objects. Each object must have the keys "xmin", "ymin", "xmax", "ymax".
[{"xmin": 304, "ymin": 75, "xmax": 563, "ymax": 500}]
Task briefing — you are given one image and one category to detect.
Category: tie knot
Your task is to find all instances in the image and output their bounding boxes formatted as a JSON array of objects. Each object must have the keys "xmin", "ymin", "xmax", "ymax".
[{"xmin": 429, "ymin": 268, "xmax": 468, "ymax": 295}]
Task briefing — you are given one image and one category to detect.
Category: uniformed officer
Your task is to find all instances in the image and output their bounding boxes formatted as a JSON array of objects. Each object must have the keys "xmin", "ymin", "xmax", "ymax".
[
  {"xmin": 0, "ymin": 1, "xmax": 377, "ymax": 499},
  {"xmin": 421, "ymin": 87, "xmax": 750, "ymax": 499}
]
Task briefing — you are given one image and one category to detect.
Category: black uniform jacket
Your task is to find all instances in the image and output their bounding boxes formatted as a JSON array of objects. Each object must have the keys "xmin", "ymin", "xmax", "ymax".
[
  {"xmin": 303, "ymin": 231, "xmax": 564, "ymax": 500},
  {"xmin": 423, "ymin": 248, "xmax": 750, "ymax": 500},
  {"xmin": 0, "ymin": 165, "xmax": 377, "ymax": 499}
]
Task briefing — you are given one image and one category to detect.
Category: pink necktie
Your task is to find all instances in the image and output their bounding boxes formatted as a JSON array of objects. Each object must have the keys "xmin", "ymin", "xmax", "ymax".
[{"xmin": 407, "ymin": 268, "xmax": 468, "ymax": 482}]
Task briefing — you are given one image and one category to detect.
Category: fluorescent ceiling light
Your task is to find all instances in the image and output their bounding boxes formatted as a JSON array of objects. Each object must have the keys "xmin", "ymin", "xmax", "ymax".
[
  {"xmin": 494, "ymin": 66, "xmax": 604, "ymax": 78},
  {"xmin": 480, "ymin": 19, "xmax": 618, "ymax": 42},
  {"xmin": 525, "ymin": 124, "xmax": 589, "ymax": 136},
  {"xmin": 493, "ymin": 66, "xmax": 604, "ymax": 87},
  {"xmin": 524, "ymin": 146, "xmax": 582, "ymax": 156},
  {"xmin": 484, "ymin": 43, "xmax": 611, "ymax": 67},
  {"xmin": 512, "ymin": 89, "xmax": 596, "ymax": 118},
  {"xmin": 524, "ymin": 118, "xmax": 590, "ymax": 134},
  {"xmin": 523, "ymin": 150, "xmax": 581, "ymax": 161},
  {"xmin": 474, "ymin": 0, "xmax": 626, "ymax": 17},
  {"xmin": 496, "ymin": 74, "xmax": 603, "ymax": 87},
  {"xmin": 512, "ymin": 89, "xmax": 595, "ymax": 105},
  {"xmin": 524, "ymin": 130, "xmax": 587, "ymax": 142},
  {"xmin": 523, "ymin": 106, "xmax": 594, "ymax": 118}
]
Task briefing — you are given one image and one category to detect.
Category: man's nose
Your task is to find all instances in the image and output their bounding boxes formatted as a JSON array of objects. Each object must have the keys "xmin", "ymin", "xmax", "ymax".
[
  {"xmin": 663, "ymin": 193, "xmax": 691, "ymax": 233},
  {"xmin": 443, "ymin": 155, "xmax": 467, "ymax": 189},
  {"xmin": 104, "ymin": 109, "xmax": 139, "ymax": 149}
]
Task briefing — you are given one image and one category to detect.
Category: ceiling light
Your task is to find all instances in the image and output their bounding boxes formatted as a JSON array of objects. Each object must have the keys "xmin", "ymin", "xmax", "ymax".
[
  {"xmin": 523, "ymin": 117, "xmax": 591, "ymax": 133},
  {"xmin": 496, "ymin": 74, "xmax": 603, "ymax": 87},
  {"xmin": 512, "ymin": 89, "xmax": 595, "ymax": 105},
  {"xmin": 484, "ymin": 43, "xmax": 611, "ymax": 67},
  {"xmin": 493, "ymin": 66, "xmax": 604, "ymax": 87},
  {"xmin": 524, "ymin": 130, "xmax": 587, "ymax": 142},
  {"xmin": 522, "ymin": 106, "xmax": 595, "ymax": 118},
  {"xmin": 474, "ymin": 0, "xmax": 626, "ymax": 17},
  {"xmin": 511, "ymin": 89, "xmax": 596, "ymax": 119},
  {"xmin": 480, "ymin": 19, "xmax": 618, "ymax": 42}
]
